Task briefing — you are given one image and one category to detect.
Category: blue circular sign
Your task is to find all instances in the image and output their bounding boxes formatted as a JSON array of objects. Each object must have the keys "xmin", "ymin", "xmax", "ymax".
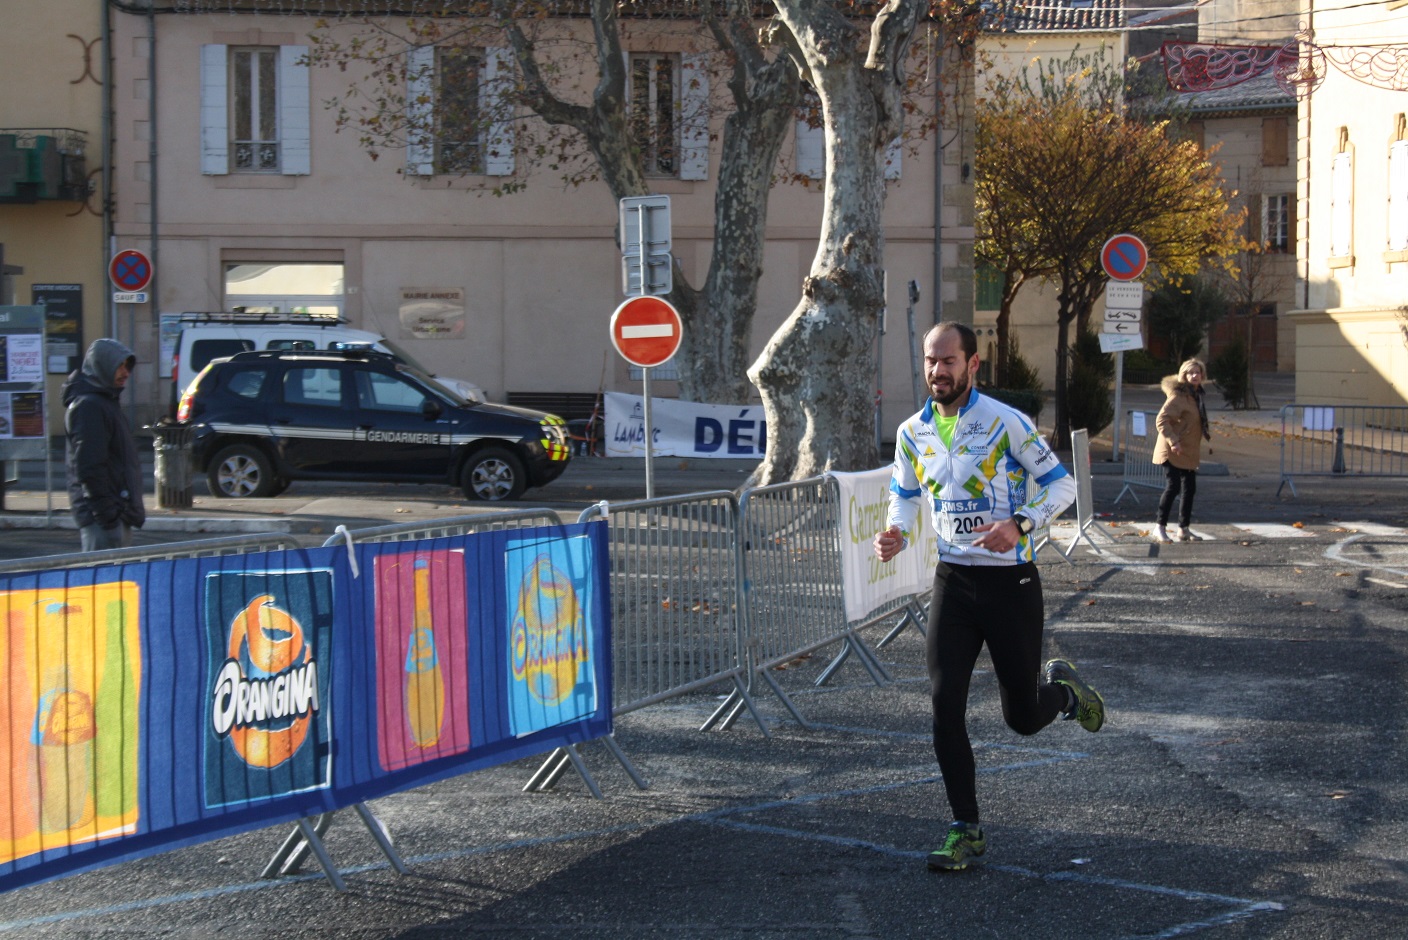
[
  {"xmin": 109, "ymin": 249, "xmax": 153, "ymax": 291},
  {"xmin": 1101, "ymin": 234, "xmax": 1148, "ymax": 282}
]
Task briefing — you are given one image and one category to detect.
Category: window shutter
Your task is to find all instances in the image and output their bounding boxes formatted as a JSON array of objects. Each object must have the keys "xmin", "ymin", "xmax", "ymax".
[
  {"xmin": 884, "ymin": 136, "xmax": 901, "ymax": 181},
  {"xmin": 678, "ymin": 53, "xmax": 709, "ymax": 181},
  {"xmin": 200, "ymin": 44, "xmax": 229, "ymax": 175},
  {"xmin": 406, "ymin": 44, "xmax": 435, "ymax": 177},
  {"xmin": 795, "ymin": 119, "xmax": 824, "ymax": 180},
  {"xmin": 279, "ymin": 45, "xmax": 311, "ymax": 176},
  {"xmin": 1390, "ymin": 140, "xmax": 1408, "ymax": 250},
  {"xmin": 1331, "ymin": 151, "xmax": 1353, "ymax": 257},
  {"xmin": 483, "ymin": 46, "xmax": 516, "ymax": 177},
  {"xmin": 1261, "ymin": 117, "xmax": 1288, "ymax": 167}
]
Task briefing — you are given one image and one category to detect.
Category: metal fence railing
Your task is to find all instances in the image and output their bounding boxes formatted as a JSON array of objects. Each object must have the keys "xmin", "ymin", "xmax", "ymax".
[
  {"xmin": 320, "ymin": 509, "xmax": 569, "ymax": 546},
  {"xmin": 1278, "ymin": 404, "xmax": 1408, "ymax": 497},
  {"xmin": 575, "ymin": 492, "xmax": 760, "ymax": 729},
  {"xmin": 0, "ymin": 531, "xmax": 304, "ymax": 574},
  {"xmin": 735, "ymin": 476, "xmax": 915, "ymax": 729},
  {"xmin": 1059, "ymin": 428, "xmax": 1116, "ymax": 559},
  {"xmin": 1115, "ymin": 408, "xmax": 1164, "ymax": 505}
]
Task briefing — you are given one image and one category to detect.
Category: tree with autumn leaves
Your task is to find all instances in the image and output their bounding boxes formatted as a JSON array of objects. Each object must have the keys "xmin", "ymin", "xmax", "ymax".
[{"xmin": 976, "ymin": 49, "xmax": 1248, "ymax": 449}]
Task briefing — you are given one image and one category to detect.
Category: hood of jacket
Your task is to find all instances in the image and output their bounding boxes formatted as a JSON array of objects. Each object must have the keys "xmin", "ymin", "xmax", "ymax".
[
  {"xmin": 63, "ymin": 339, "xmax": 135, "ymax": 406},
  {"xmin": 1161, "ymin": 374, "xmax": 1196, "ymax": 398}
]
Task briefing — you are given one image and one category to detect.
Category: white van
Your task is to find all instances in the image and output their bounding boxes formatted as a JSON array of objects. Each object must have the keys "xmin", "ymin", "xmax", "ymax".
[{"xmin": 171, "ymin": 312, "xmax": 488, "ymax": 404}]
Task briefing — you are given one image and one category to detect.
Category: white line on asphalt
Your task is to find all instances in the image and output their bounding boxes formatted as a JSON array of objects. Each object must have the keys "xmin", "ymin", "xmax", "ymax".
[
  {"xmin": 1325, "ymin": 534, "xmax": 1408, "ymax": 578},
  {"xmin": 1232, "ymin": 523, "xmax": 1313, "ymax": 538}
]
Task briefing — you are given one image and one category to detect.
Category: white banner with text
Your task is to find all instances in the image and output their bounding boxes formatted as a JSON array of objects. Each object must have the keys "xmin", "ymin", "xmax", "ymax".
[
  {"xmin": 604, "ymin": 391, "xmax": 767, "ymax": 458},
  {"xmin": 830, "ymin": 467, "xmax": 938, "ymax": 622}
]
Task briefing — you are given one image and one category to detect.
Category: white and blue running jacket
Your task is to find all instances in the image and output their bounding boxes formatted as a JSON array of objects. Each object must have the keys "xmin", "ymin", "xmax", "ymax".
[{"xmin": 885, "ymin": 390, "xmax": 1076, "ymax": 566}]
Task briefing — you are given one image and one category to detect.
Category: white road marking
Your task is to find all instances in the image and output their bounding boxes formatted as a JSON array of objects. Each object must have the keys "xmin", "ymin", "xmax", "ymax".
[
  {"xmin": 1329, "ymin": 521, "xmax": 1407, "ymax": 536},
  {"xmin": 1231, "ymin": 523, "xmax": 1314, "ymax": 538}
]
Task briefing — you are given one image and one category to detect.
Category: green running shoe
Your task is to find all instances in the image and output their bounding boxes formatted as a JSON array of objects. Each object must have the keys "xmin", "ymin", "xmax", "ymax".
[
  {"xmin": 927, "ymin": 822, "xmax": 986, "ymax": 871},
  {"xmin": 1046, "ymin": 658, "xmax": 1105, "ymax": 732}
]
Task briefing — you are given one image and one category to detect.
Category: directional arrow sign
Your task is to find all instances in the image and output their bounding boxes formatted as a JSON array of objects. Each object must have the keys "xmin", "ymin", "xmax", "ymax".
[
  {"xmin": 1104, "ymin": 308, "xmax": 1140, "ymax": 322},
  {"xmin": 610, "ymin": 295, "xmax": 683, "ymax": 368},
  {"xmin": 1102, "ymin": 320, "xmax": 1140, "ymax": 334}
]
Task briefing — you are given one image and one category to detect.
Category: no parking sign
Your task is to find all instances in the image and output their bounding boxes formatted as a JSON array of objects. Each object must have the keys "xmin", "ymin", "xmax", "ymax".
[{"xmin": 1100, "ymin": 234, "xmax": 1148, "ymax": 282}]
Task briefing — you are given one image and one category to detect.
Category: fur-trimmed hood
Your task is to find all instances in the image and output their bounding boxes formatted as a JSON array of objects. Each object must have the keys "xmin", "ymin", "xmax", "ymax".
[{"xmin": 1161, "ymin": 374, "xmax": 1197, "ymax": 398}]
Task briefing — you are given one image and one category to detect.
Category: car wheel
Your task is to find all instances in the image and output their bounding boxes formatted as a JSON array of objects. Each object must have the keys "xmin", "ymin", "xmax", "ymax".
[
  {"xmin": 461, "ymin": 447, "xmax": 526, "ymax": 501},
  {"xmin": 207, "ymin": 444, "xmax": 276, "ymax": 498}
]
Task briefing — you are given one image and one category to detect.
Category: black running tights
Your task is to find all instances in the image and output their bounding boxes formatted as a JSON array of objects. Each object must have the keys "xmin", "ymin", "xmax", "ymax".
[{"xmin": 927, "ymin": 560, "xmax": 1066, "ymax": 826}]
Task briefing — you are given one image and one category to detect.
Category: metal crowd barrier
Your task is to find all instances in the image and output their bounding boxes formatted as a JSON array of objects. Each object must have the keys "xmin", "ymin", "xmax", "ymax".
[
  {"xmin": 734, "ymin": 476, "xmax": 912, "ymax": 729},
  {"xmin": 1114, "ymin": 408, "xmax": 1164, "ymax": 505},
  {"xmin": 1277, "ymin": 404, "xmax": 1408, "ymax": 497},
  {"xmin": 0, "ymin": 531, "xmax": 304, "ymax": 574},
  {"xmin": 1059, "ymin": 428, "xmax": 1116, "ymax": 559},
  {"xmin": 319, "ymin": 508, "xmax": 646, "ymax": 801},
  {"xmin": 576, "ymin": 493, "xmax": 761, "ymax": 726}
]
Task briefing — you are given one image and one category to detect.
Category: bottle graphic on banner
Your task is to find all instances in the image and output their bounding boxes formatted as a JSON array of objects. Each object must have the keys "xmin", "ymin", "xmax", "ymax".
[
  {"xmin": 33, "ymin": 666, "xmax": 96, "ymax": 834},
  {"xmin": 405, "ymin": 560, "xmax": 445, "ymax": 749}
]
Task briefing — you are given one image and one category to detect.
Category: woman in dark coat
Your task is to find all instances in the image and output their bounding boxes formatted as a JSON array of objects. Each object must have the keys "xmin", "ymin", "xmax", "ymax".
[{"xmin": 1150, "ymin": 358, "xmax": 1211, "ymax": 543}]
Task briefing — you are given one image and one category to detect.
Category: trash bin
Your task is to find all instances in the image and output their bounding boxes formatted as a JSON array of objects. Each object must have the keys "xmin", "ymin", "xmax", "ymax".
[{"xmin": 147, "ymin": 422, "xmax": 194, "ymax": 509}]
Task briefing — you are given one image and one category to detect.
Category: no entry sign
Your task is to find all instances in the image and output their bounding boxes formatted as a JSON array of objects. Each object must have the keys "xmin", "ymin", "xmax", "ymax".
[
  {"xmin": 109, "ymin": 249, "xmax": 153, "ymax": 292},
  {"xmin": 1100, "ymin": 234, "xmax": 1148, "ymax": 282},
  {"xmin": 610, "ymin": 295, "xmax": 682, "ymax": 368}
]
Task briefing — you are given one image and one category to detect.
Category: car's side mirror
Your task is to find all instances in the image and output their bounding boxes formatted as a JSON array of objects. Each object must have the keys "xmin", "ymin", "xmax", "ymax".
[{"xmin": 421, "ymin": 398, "xmax": 443, "ymax": 419}]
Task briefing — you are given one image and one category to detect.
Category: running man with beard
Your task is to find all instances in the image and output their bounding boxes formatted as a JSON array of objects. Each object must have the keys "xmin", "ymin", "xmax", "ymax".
[{"xmin": 872, "ymin": 321, "xmax": 1105, "ymax": 872}]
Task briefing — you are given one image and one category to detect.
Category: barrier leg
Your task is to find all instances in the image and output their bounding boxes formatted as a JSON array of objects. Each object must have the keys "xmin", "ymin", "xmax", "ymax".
[
  {"xmin": 1113, "ymin": 483, "xmax": 1140, "ymax": 506},
  {"xmin": 601, "ymin": 733, "xmax": 649, "ymax": 790},
  {"xmin": 846, "ymin": 632, "xmax": 892, "ymax": 684},
  {"xmin": 262, "ymin": 812, "xmax": 334, "ymax": 880},
  {"xmin": 296, "ymin": 816, "xmax": 348, "ymax": 892},
  {"xmin": 560, "ymin": 744, "xmax": 605, "ymax": 800},
  {"xmin": 524, "ymin": 748, "xmax": 572, "ymax": 793},
  {"xmin": 758, "ymin": 667, "xmax": 812, "ymax": 729},
  {"xmin": 353, "ymin": 803, "xmax": 409, "ymax": 875},
  {"xmin": 875, "ymin": 601, "xmax": 926, "ymax": 648},
  {"xmin": 702, "ymin": 674, "xmax": 771, "ymax": 737},
  {"xmin": 817, "ymin": 635, "xmax": 889, "ymax": 688},
  {"xmin": 1276, "ymin": 476, "xmax": 1297, "ymax": 498}
]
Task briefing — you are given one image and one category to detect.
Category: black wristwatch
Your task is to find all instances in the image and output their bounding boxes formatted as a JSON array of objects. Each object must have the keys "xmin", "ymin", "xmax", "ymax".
[{"xmin": 1012, "ymin": 514, "xmax": 1035, "ymax": 536}]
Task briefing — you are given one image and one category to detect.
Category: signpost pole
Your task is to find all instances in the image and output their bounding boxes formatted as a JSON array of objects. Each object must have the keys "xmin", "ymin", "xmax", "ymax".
[
  {"xmin": 1113, "ymin": 351, "xmax": 1124, "ymax": 461},
  {"xmin": 642, "ymin": 366, "xmax": 654, "ymax": 500}
]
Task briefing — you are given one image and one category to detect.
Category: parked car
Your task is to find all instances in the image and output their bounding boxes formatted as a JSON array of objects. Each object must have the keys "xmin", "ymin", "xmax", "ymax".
[
  {"xmin": 177, "ymin": 348, "xmax": 570, "ymax": 501},
  {"xmin": 169, "ymin": 312, "xmax": 488, "ymax": 405}
]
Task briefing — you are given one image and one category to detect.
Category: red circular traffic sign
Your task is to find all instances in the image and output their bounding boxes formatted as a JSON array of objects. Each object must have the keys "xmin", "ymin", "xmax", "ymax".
[
  {"xmin": 109, "ymin": 249, "xmax": 153, "ymax": 292},
  {"xmin": 610, "ymin": 296, "xmax": 682, "ymax": 368},
  {"xmin": 1100, "ymin": 234, "xmax": 1148, "ymax": 282}
]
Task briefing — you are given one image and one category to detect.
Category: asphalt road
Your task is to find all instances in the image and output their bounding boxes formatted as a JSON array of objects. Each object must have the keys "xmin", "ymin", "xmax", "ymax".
[{"xmin": 3, "ymin": 393, "xmax": 1408, "ymax": 937}]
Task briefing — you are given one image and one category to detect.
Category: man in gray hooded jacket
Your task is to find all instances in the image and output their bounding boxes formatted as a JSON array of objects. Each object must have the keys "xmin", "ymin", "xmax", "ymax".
[{"xmin": 62, "ymin": 338, "xmax": 146, "ymax": 551}]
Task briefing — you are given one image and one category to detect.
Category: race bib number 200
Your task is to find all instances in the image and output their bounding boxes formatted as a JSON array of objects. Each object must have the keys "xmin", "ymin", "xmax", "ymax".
[{"xmin": 938, "ymin": 497, "xmax": 992, "ymax": 546}]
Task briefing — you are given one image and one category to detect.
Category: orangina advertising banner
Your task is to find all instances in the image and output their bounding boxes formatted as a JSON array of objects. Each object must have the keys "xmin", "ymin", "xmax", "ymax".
[{"xmin": 0, "ymin": 523, "xmax": 610, "ymax": 894}]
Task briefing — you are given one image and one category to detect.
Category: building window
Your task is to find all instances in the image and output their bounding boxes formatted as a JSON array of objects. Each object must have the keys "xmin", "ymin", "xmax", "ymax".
[
  {"xmin": 435, "ymin": 47, "xmax": 483, "ymax": 175},
  {"xmin": 1331, "ymin": 130, "xmax": 1353, "ymax": 260},
  {"xmin": 224, "ymin": 262, "xmax": 344, "ymax": 316},
  {"xmin": 1261, "ymin": 117, "xmax": 1288, "ymax": 167},
  {"xmin": 231, "ymin": 47, "xmax": 280, "ymax": 172},
  {"xmin": 1390, "ymin": 132, "xmax": 1408, "ymax": 251},
  {"xmin": 630, "ymin": 53, "xmax": 678, "ymax": 177},
  {"xmin": 975, "ymin": 263, "xmax": 1005, "ymax": 310},
  {"xmin": 406, "ymin": 45, "xmax": 514, "ymax": 177},
  {"xmin": 1262, "ymin": 193, "xmax": 1292, "ymax": 253},
  {"xmin": 201, "ymin": 44, "xmax": 310, "ymax": 176}
]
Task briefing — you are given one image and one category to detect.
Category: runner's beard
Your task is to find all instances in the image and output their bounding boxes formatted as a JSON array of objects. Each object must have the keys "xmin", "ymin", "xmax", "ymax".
[{"xmin": 931, "ymin": 369, "xmax": 970, "ymax": 407}]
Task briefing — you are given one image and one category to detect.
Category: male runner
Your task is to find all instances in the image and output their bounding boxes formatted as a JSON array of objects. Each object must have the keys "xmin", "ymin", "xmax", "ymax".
[{"xmin": 873, "ymin": 321, "xmax": 1105, "ymax": 871}]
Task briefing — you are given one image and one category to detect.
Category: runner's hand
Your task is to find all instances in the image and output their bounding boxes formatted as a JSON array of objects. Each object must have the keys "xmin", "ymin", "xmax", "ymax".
[{"xmin": 873, "ymin": 526, "xmax": 904, "ymax": 562}]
